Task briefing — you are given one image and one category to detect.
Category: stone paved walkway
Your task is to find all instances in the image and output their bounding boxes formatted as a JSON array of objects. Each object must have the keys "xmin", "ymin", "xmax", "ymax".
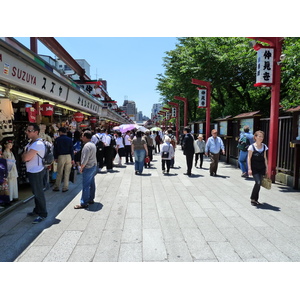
[{"xmin": 1, "ymin": 149, "xmax": 300, "ymax": 262}]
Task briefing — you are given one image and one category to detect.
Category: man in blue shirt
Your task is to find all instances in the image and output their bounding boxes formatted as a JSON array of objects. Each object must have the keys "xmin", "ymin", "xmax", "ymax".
[
  {"xmin": 238, "ymin": 125, "xmax": 254, "ymax": 177},
  {"xmin": 52, "ymin": 127, "xmax": 74, "ymax": 192},
  {"xmin": 205, "ymin": 129, "xmax": 225, "ymax": 176}
]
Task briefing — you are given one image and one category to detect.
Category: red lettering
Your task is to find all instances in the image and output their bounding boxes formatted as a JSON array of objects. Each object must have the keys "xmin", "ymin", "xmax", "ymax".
[
  {"xmin": 12, "ymin": 66, "xmax": 16, "ymax": 76},
  {"xmin": 11, "ymin": 66, "xmax": 36, "ymax": 85}
]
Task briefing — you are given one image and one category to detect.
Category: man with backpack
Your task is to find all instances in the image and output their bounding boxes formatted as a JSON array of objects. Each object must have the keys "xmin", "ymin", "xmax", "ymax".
[
  {"xmin": 238, "ymin": 125, "xmax": 254, "ymax": 177},
  {"xmin": 92, "ymin": 127, "xmax": 105, "ymax": 173},
  {"xmin": 22, "ymin": 123, "xmax": 47, "ymax": 224}
]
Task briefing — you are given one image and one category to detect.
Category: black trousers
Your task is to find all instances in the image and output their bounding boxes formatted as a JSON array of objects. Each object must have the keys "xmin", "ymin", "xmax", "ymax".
[
  {"xmin": 96, "ymin": 149, "xmax": 104, "ymax": 168},
  {"xmin": 250, "ymin": 173, "xmax": 263, "ymax": 201},
  {"xmin": 185, "ymin": 153, "xmax": 194, "ymax": 175},
  {"xmin": 104, "ymin": 146, "xmax": 113, "ymax": 169},
  {"xmin": 195, "ymin": 152, "xmax": 204, "ymax": 167},
  {"xmin": 162, "ymin": 159, "xmax": 171, "ymax": 172},
  {"xmin": 125, "ymin": 145, "xmax": 133, "ymax": 163}
]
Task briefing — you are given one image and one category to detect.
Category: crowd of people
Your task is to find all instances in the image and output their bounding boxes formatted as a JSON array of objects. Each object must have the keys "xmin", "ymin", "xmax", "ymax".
[{"xmin": 0, "ymin": 122, "xmax": 269, "ymax": 223}]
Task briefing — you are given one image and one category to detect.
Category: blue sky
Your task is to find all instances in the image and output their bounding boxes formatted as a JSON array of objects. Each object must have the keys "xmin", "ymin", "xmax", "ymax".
[{"xmin": 15, "ymin": 37, "xmax": 179, "ymax": 118}]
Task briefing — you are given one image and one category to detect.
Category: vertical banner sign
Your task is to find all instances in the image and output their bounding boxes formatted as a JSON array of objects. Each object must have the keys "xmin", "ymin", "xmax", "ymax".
[
  {"xmin": 171, "ymin": 107, "xmax": 176, "ymax": 118},
  {"xmin": 198, "ymin": 89, "xmax": 207, "ymax": 107},
  {"xmin": 256, "ymin": 48, "xmax": 274, "ymax": 86}
]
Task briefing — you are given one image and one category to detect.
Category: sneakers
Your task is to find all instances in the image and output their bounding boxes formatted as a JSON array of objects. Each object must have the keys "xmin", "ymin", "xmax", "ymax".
[
  {"xmin": 32, "ymin": 216, "xmax": 45, "ymax": 224},
  {"xmin": 52, "ymin": 187, "xmax": 59, "ymax": 191}
]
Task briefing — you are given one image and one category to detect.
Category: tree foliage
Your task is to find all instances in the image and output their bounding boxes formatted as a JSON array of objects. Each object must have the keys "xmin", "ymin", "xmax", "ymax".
[{"xmin": 156, "ymin": 37, "xmax": 300, "ymax": 122}]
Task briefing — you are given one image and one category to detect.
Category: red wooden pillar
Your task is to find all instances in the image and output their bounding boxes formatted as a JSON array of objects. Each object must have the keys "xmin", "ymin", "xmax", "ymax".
[
  {"xmin": 174, "ymin": 96, "xmax": 188, "ymax": 127},
  {"xmin": 248, "ymin": 37, "xmax": 283, "ymax": 182}
]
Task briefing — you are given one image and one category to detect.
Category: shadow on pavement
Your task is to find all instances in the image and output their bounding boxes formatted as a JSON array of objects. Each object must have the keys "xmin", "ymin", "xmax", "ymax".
[
  {"xmin": 256, "ymin": 203, "xmax": 281, "ymax": 211},
  {"xmin": 277, "ymin": 186, "xmax": 299, "ymax": 193},
  {"xmin": 214, "ymin": 174, "xmax": 230, "ymax": 179},
  {"xmin": 88, "ymin": 202, "xmax": 104, "ymax": 212}
]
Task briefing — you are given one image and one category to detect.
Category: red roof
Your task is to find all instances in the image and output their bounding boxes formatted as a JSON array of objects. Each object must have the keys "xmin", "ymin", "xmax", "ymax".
[
  {"xmin": 233, "ymin": 111, "xmax": 260, "ymax": 118},
  {"xmin": 286, "ymin": 106, "xmax": 300, "ymax": 112}
]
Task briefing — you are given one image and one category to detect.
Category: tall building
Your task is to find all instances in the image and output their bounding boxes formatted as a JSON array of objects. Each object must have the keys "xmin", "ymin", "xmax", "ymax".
[
  {"xmin": 151, "ymin": 103, "xmax": 163, "ymax": 119},
  {"xmin": 120, "ymin": 100, "xmax": 137, "ymax": 121}
]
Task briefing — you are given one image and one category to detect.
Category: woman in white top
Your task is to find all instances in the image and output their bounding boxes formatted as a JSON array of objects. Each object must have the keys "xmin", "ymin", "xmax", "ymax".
[
  {"xmin": 247, "ymin": 130, "xmax": 268, "ymax": 206},
  {"xmin": 116, "ymin": 132, "xmax": 125, "ymax": 166}
]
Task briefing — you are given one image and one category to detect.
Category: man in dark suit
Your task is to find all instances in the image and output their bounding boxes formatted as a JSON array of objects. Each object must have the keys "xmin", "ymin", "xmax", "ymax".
[{"xmin": 182, "ymin": 126, "xmax": 195, "ymax": 176}]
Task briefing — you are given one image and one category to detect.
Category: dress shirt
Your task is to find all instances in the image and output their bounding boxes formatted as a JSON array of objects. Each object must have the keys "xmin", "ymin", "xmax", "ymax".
[{"xmin": 205, "ymin": 136, "xmax": 225, "ymax": 154}]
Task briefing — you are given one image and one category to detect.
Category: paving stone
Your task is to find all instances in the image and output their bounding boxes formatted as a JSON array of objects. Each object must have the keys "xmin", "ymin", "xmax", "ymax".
[
  {"xmin": 93, "ymin": 229, "xmax": 123, "ymax": 262},
  {"xmin": 121, "ymin": 218, "xmax": 142, "ymax": 244},
  {"xmin": 1, "ymin": 150, "xmax": 299, "ymax": 263},
  {"xmin": 208, "ymin": 241, "xmax": 242, "ymax": 262},
  {"xmin": 43, "ymin": 230, "xmax": 82, "ymax": 262},
  {"xmin": 143, "ymin": 228, "xmax": 167, "ymax": 261},
  {"xmin": 165, "ymin": 241, "xmax": 193, "ymax": 262},
  {"xmin": 118, "ymin": 243, "xmax": 142, "ymax": 262},
  {"xmin": 68, "ymin": 244, "xmax": 98, "ymax": 262},
  {"xmin": 16, "ymin": 245, "xmax": 53, "ymax": 262}
]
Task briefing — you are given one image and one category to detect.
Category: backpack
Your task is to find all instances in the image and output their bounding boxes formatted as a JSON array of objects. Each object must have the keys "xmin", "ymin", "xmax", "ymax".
[
  {"xmin": 168, "ymin": 134, "xmax": 176, "ymax": 149},
  {"xmin": 37, "ymin": 140, "xmax": 54, "ymax": 166},
  {"xmin": 110, "ymin": 135, "xmax": 116, "ymax": 147},
  {"xmin": 95, "ymin": 135, "xmax": 104, "ymax": 152},
  {"xmin": 237, "ymin": 134, "xmax": 250, "ymax": 151}
]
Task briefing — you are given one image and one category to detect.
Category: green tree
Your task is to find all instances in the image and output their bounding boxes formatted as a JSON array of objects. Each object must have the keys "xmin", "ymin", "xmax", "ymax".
[{"xmin": 156, "ymin": 37, "xmax": 300, "ymax": 121}]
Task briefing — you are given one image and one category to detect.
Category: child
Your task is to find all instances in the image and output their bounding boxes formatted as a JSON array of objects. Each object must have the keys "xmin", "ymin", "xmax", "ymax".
[{"xmin": 2, "ymin": 139, "xmax": 18, "ymax": 202}]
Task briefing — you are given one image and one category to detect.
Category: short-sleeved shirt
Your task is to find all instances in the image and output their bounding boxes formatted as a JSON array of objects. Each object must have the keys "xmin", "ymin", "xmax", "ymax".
[
  {"xmin": 25, "ymin": 139, "xmax": 45, "ymax": 173},
  {"xmin": 132, "ymin": 137, "xmax": 146, "ymax": 150}
]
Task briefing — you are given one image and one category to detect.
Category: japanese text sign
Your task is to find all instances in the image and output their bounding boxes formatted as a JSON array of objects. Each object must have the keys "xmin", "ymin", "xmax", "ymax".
[{"xmin": 256, "ymin": 48, "xmax": 274, "ymax": 85}]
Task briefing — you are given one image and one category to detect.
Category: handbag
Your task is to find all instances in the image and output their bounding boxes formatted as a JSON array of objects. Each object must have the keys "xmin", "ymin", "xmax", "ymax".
[
  {"xmin": 162, "ymin": 145, "xmax": 170, "ymax": 158},
  {"xmin": 69, "ymin": 166, "xmax": 77, "ymax": 184},
  {"xmin": 144, "ymin": 156, "xmax": 150, "ymax": 163},
  {"xmin": 162, "ymin": 151, "xmax": 169, "ymax": 158},
  {"xmin": 261, "ymin": 177, "xmax": 272, "ymax": 190}
]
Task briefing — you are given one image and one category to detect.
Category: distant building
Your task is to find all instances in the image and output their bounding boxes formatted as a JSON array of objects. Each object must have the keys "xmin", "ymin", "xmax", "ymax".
[
  {"xmin": 56, "ymin": 58, "xmax": 91, "ymax": 80},
  {"xmin": 151, "ymin": 103, "xmax": 163, "ymax": 119}
]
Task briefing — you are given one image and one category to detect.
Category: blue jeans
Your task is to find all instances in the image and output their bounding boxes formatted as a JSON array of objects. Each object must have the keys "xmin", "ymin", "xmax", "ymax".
[
  {"xmin": 80, "ymin": 165, "xmax": 97, "ymax": 206},
  {"xmin": 238, "ymin": 150, "xmax": 248, "ymax": 174},
  {"xmin": 27, "ymin": 169, "xmax": 47, "ymax": 218},
  {"xmin": 134, "ymin": 149, "xmax": 146, "ymax": 173}
]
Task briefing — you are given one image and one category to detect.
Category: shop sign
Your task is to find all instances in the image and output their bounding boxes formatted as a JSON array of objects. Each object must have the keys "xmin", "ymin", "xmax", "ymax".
[
  {"xmin": 0, "ymin": 47, "xmax": 68, "ymax": 102},
  {"xmin": 66, "ymin": 88, "xmax": 101, "ymax": 115},
  {"xmin": 255, "ymin": 48, "xmax": 274, "ymax": 86},
  {"xmin": 171, "ymin": 107, "xmax": 176, "ymax": 118},
  {"xmin": 198, "ymin": 89, "xmax": 207, "ymax": 108},
  {"xmin": 40, "ymin": 103, "xmax": 54, "ymax": 116}
]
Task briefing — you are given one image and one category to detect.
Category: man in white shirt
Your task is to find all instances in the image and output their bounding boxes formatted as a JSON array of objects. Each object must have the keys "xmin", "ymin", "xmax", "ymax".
[{"xmin": 22, "ymin": 123, "xmax": 47, "ymax": 224}]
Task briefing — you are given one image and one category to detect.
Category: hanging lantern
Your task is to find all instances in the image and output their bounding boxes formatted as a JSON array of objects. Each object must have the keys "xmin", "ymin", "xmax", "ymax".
[
  {"xmin": 90, "ymin": 116, "xmax": 97, "ymax": 123},
  {"xmin": 40, "ymin": 103, "xmax": 54, "ymax": 116},
  {"xmin": 74, "ymin": 112, "xmax": 84, "ymax": 122}
]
